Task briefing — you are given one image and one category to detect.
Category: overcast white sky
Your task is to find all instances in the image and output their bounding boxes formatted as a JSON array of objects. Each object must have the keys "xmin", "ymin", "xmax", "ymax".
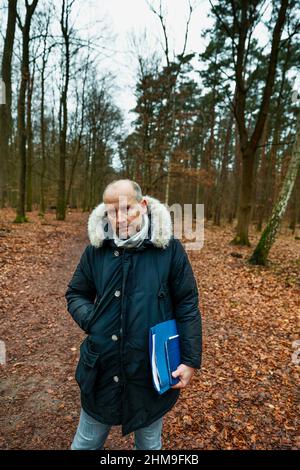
[
  {"xmin": 73, "ymin": 0, "xmax": 213, "ymax": 130},
  {"xmin": 2, "ymin": 0, "xmax": 297, "ymax": 131}
]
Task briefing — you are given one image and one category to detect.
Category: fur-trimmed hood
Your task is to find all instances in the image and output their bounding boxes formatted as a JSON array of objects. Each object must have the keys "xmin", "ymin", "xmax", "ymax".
[{"xmin": 87, "ymin": 195, "xmax": 172, "ymax": 249}]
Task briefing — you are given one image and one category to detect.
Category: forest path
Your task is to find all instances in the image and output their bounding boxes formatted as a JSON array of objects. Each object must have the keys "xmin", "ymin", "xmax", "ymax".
[{"xmin": 0, "ymin": 208, "xmax": 299, "ymax": 449}]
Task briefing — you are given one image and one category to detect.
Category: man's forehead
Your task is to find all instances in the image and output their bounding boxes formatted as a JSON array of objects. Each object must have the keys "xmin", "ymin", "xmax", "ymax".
[{"xmin": 104, "ymin": 195, "xmax": 138, "ymax": 207}]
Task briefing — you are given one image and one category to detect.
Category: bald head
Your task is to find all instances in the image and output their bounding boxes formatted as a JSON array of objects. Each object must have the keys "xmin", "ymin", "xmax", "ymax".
[{"xmin": 103, "ymin": 179, "xmax": 142, "ymax": 203}]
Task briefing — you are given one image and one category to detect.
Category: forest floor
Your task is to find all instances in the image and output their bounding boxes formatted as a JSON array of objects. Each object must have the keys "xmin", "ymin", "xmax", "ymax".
[{"xmin": 0, "ymin": 207, "xmax": 299, "ymax": 450}]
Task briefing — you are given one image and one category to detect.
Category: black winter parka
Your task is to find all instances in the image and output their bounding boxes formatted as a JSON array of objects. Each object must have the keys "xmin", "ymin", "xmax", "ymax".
[{"xmin": 65, "ymin": 195, "xmax": 202, "ymax": 436}]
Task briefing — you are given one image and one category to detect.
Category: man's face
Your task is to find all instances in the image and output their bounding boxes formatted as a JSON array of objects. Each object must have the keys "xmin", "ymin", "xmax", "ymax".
[{"xmin": 104, "ymin": 193, "xmax": 147, "ymax": 239}]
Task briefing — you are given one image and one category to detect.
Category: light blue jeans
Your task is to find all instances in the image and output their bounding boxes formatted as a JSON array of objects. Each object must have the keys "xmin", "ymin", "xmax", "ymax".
[{"xmin": 70, "ymin": 407, "xmax": 163, "ymax": 450}]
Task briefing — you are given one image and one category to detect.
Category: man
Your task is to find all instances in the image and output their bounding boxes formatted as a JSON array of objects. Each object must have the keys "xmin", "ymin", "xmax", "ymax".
[{"xmin": 65, "ymin": 179, "xmax": 202, "ymax": 450}]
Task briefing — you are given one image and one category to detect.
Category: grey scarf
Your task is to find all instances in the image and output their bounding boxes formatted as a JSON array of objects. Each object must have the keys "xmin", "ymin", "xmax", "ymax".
[{"xmin": 112, "ymin": 212, "xmax": 150, "ymax": 248}]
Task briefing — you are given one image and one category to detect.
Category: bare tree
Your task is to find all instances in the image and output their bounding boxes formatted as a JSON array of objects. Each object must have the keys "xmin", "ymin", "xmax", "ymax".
[
  {"xmin": 15, "ymin": 0, "xmax": 39, "ymax": 223},
  {"xmin": 0, "ymin": 0, "xmax": 17, "ymax": 209},
  {"xmin": 38, "ymin": 8, "xmax": 53, "ymax": 214},
  {"xmin": 56, "ymin": 0, "xmax": 74, "ymax": 220},
  {"xmin": 146, "ymin": 0, "xmax": 194, "ymax": 204},
  {"xmin": 66, "ymin": 51, "xmax": 90, "ymax": 207}
]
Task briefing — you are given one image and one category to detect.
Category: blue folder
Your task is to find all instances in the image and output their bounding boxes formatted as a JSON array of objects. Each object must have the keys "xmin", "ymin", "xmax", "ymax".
[{"xmin": 149, "ymin": 319, "xmax": 181, "ymax": 394}]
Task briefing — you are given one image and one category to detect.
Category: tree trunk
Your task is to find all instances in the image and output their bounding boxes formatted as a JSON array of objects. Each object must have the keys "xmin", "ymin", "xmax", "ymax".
[
  {"xmin": 228, "ymin": 122, "xmax": 241, "ymax": 224},
  {"xmin": 0, "ymin": 0, "xmax": 17, "ymax": 209},
  {"xmin": 56, "ymin": 0, "xmax": 71, "ymax": 220},
  {"xmin": 39, "ymin": 14, "xmax": 50, "ymax": 215},
  {"xmin": 289, "ymin": 167, "xmax": 300, "ymax": 233},
  {"xmin": 15, "ymin": 0, "xmax": 39, "ymax": 223},
  {"xmin": 256, "ymin": 117, "xmax": 269, "ymax": 231},
  {"xmin": 231, "ymin": 0, "xmax": 288, "ymax": 245},
  {"xmin": 233, "ymin": 148, "xmax": 256, "ymax": 245},
  {"xmin": 214, "ymin": 112, "xmax": 233, "ymax": 226},
  {"xmin": 26, "ymin": 66, "xmax": 34, "ymax": 212}
]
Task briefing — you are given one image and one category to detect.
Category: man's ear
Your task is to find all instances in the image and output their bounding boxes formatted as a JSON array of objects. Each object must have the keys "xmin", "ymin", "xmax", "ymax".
[{"xmin": 140, "ymin": 198, "xmax": 148, "ymax": 214}]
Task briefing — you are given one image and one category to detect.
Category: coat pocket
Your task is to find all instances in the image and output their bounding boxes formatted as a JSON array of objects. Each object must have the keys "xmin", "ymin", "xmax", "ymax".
[
  {"xmin": 75, "ymin": 337, "xmax": 101, "ymax": 395},
  {"xmin": 85, "ymin": 294, "xmax": 104, "ymax": 333},
  {"xmin": 125, "ymin": 342, "xmax": 153, "ymax": 389},
  {"xmin": 157, "ymin": 282, "xmax": 174, "ymax": 320}
]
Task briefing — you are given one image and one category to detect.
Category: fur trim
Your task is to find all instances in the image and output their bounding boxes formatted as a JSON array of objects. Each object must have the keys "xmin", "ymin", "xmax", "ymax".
[{"xmin": 87, "ymin": 195, "xmax": 172, "ymax": 249}]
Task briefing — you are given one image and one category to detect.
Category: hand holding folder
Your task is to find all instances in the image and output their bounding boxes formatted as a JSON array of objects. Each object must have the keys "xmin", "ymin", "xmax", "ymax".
[{"xmin": 149, "ymin": 319, "xmax": 181, "ymax": 394}]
